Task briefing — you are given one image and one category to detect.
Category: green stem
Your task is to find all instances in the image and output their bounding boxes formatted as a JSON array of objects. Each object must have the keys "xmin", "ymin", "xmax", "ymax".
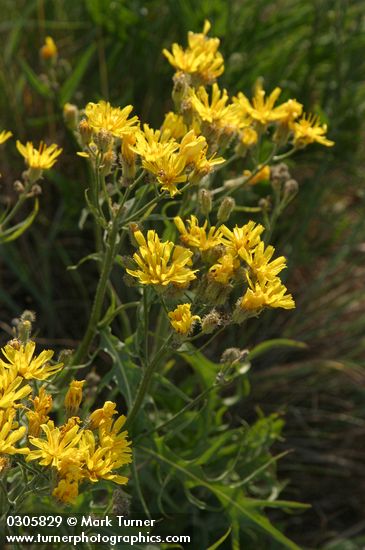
[
  {"xmin": 125, "ymin": 333, "xmax": 173, "ymax": 430},
  {"xmin": 135, "ymin": 383, "xmax": 217, "ymax": 442},
  {"xmin": 72, "ymin": 212, "xmax": 121, "ymax": 366}
]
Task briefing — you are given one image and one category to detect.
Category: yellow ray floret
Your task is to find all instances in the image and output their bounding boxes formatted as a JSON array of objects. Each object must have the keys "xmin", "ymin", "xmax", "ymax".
[
  {"xmin": 209, "ymin": 253, "xmax": 239, "ymax": 284},
  {"xmin": 163, "ymin": 20, "xmax": 224, "ymax": 84},
  {"xmin": 0, "ymin": 366, "xmax": 32, "ymax": 409},
  {"xmin": 0, "ymin": 341, "xmax": 63, "ymax": 381},
  {"xmin": 127, "ymin": 230, "xmax": 197, "ymax": 287},
  {"xmin": 233, "ymin": 82, "xmax": 284, "ymax": 126},
  {"xmin": 0, "ymin": 408, "xmax": 29, "ymax": 455},
  {"xmin": 220, "ymin": 221, "xmax": 265, "ymax": 257},
  {"xmin": 190, "ymin": 84, "xmax": 240, "ymax": 134},
  {"xmin": 40, "ymin": 36, "xmax": 58, "ymax": 60},
  {"xmin": 143, "ymin": 151, "xmax": 187, "ymax": 197},
  {"xmin": 64, "ymin": 380, "xmax": 85, "ymax": 415},
  {"xmin": 292, "ymin": 113, "xmax": 334, "ymax": 148},
  {"xmin": 132, "ymin": 123, "xmax": 178, "ymax": 161},
  {"xmin": 174, "ymin": 215, "xmax": 223, "ymax": 251},
  {"xmin": 240, "ymin": 277, "xmax": 295, "ymax": 311},
  {"xmin": 161, "ymin": 112, "xmax": 188, "ymax": 140},
  {"xmin": 240, "ymin": 241, "xmax": 287, "ymax": 284},
  {"xmin": 0, "ymin": 130, "xmax": 12, "ymax": 145},
  {"xmin": 85, "ymin": 100, "xmax": 139, "ymax": 139},
  {"xmin": 16, "ymin": 140, "xmax": 62, "ymax": 169},
  {"xmin": 27, "ymin": 421, "xmax": 82, "ymax": 468},
  {"xmin": 168, "ymin": 304, "xmax": 200, "ymax": 335}
]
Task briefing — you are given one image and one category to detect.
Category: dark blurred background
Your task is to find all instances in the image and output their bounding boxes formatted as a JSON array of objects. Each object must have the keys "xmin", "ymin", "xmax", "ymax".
[{"xmin": 1, "ymin": 1, "xmax": 365, "ymax": 548}]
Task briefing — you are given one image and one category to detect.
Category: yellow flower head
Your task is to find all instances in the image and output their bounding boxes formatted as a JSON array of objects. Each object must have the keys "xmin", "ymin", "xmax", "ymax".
[
  {"xmin": 27, "ymin": 421, "xmax": 82, "ymax": 468},
  {"xmin": 0, "ymin": 340, "xmax": 63, "ymax": 381},
  {"xmin": 0, "ymin": 366, "xmax": 32, "ymax": 409},
  {"xmin": 40, "ymin": 36, "xmax": 58, "ymax": 60},
  {"xmin": 168, "ymin": 303, "xmax": 200, "ymax": 335},
  {"xmin": 179, "ymin": 130, "xmax": 207, "ymax": 165},
  {"xmin": 240, "ymin": 241, "xmax": 287, "ymax": 284},
  {"xmin": 244, "ymin": 165, "xmax": 271, "ymax": 185},
  {"xmin": 89, "ymin": 401, "xmax": 117, "ymax": 429},
  {"xmin": 126, "ymin": 229, "xmax": 197, "ymax": 287},
  {"xmin": 32, "ymin": 386, "xmax": 53, "ymax": 416},
  {"xmin": 209, "ymin": 253, "xmax": 239, "ymax": 284},
  {"xmin": 161, "ymin": 112, "xmax": 187, "ymax": 140},
  {"xmin": 190, "ymin": 84, "xmax": 239, "ymax": 134},
  {"xmin": 190, "ymin": 151, "xmax": 225, "ymax": 182},
  {"xmin": 53, "ymin": 477, "xmax": 79, "ymax": 504},
  {"xmin": 240, "ymin": 127, "xmax": 258, "ymax": 148},
  {"xmin": 16, "ymin": 140, "xmax": 62, "ymax": 170},
  {"xmin": 27, "ymin": 387, "xmax": 53, "ymax": 437},
  {"xmin": 234, "ymin": 82, "xmax": 283, "ymax": 126},
  {"xmin": 163, "ymin": 20, "xmax": 224, "ymax": 84},
  {"xmin": 80, "ymin": 415, "xmax": 132, "ymax": 485},
  {"xmin": 220, "ymin": 221, "xmax": 265, "ymax": 257},
  {"xmin": 275, "ymin": 99, "xmax": 303, "ymax": 125},
  {"xmin": 64, "ymin": 380, "xmax": 85, "ymax": 415},
  {"xmin": 174, "ymin": 215, "xmax": 223, "ymax": 251},
  {"xmin": 85, "ymin": 100, "xmax": 139, "ymax": 139},
  {"xmin": 0, "ymin": 130, "xmax": 12, "ymax": 145},
  {"xmin": 143, "ymin": 150, "xmax": 187, "ymax": 197},
  {"xmin": 0, "ymin": 408, "xmax": 29, "ymax": 455},
  {"xmin": 292, "ymin": 113, "xmax": 334, "ymax": 148},
  {"xmin": 240, "ymin": 277, "xmax": 295, "ymax": 311},
  {"xmin": 132, "ymin": 124, "xmax": 177, "ymax": 162}
]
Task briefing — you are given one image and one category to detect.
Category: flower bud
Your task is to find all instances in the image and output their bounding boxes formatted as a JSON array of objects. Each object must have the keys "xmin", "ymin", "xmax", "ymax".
[
  {"xmin": 18, "ymin": 320, "xmax": 32, "ymax": 344},
  {"xmin": 40, "ymin": 37, "xmax": 57, "ymax": 61},
  {"xmin": 95, "ymin": 129, "xmax": 113, "ymax": 153},
  {"xmin": 270, "ymin": 162, "xmax": 290, "ymax": 183},
  {"xmin": 201, "ymin": 309, "xmax": 221, "ymax": 334},
  {"xmin": 217, "ymin": 197, "xmax": 235, "ymax": 223},
  {"xmin": 284, "ymin": 178, "xmax": 299, "ymax": 196},
  {"xmin": 64, "ymin": 380, "xmax": 85, "ymax": 416},
  {"xmin": 21, "ymin": 310, "xmax": 36, "ymax": 323},
  {"xmin": 79, "ymin": 119, "xmax": 93, "ymax": 146},
  {"xmin": 199, "ymin": 189, "xmax": 212, "ymax": 216},
  {"xmin": 258, "ymin": 197, "xmax": 271, "ymax": 212},
  {"xmin": 221, "ymin": 347, "xmax": 249, "ymax": 366},
  {"xmin": 13, "ymin": 180, "xmax": 25, "ymax": 193},
  {"xmin": 30, "ymin": 184, "xmax": 42, "ymax": 197},
  {"xmin": 100, "ymin": 150, "xmax": 116, "ymax": 176},
  {"xmin": 172, "ymin": 72, "xmax": 191, "ymax": 112},
  {"xmin": 63, "ymin": 103, "xmax": 79, "ymax": 130}
]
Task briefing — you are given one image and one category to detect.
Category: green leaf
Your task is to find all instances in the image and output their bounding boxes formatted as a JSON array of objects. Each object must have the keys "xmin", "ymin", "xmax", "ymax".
[
  {"xmin": 0, "ymin": 199, "xmax": 39, "ymax": 243},
  {"xmin": 19, "ymin": 58, "xmax": 53, "ymax": 99},
  {"xmin": 248, "ymin": 338, "xmax": 307, "ymax": 361},
  {"xmin": 181, "ymin": 344, "xmax": 219, "ymax": 387},
  {"xmin": 206, "ymin": 526, "xmax": 232, "ymax": 550},
  {"xmin": 99, "ymin": 328, "xmax": 141, "ymax": 408},
  {"xmin": 140, "ymin": 441, "xmax": 302, "ymax": 550},
  {"xmin": 59, "ymin": 44, "xmax": 96, "ymax": 105},
  {"xmin": 67, "ymin": 252, "xmax": 102, "ymax": 271}
]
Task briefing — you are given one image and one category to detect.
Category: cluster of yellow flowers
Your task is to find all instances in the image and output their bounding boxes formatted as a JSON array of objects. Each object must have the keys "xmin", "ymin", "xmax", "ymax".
[
  {"xmin": 0, "ymin": 339, "xmax": 131, "ymax": 505},
  {"xmin": 73, "ymin": 20, "xmax": 332, "ymax": 202},
  {"xmin": 125, "ymin": 217, "xmax": 294, "ymax": 336}
]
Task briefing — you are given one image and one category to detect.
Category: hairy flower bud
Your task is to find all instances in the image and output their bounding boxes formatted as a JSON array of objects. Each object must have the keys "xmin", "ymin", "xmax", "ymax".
[
  {"xmin": 284, "ymin": 178, "xmax": 299, "ymax": 196},
  {"xmin": 221, "ymin": 347, "xmax": 249, "ymax": 366},
  {"xmin": 79, "ymin": 119, "xmax": 93, "ymax": 146},
  {"xmin": 63, "ymin": 103, "xmax": 79, "ymax": 130},
  {"xmin": 199, "ymin": 189, "xmax": 212, "ymax": 216},
  {"xmin": 217, "ymin": 197, "xmax": 235, "ymax": 223},
  {"xmin": 13, "ymin": 180, "xmax": 25, "ymax": 194},
  {"xmin": 95, "ymin": 129, "xmax": 113, "ymax": 153},
  {"xmin": 201, "ymin": 309, "xmax": 221, "ymax": 334}
]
